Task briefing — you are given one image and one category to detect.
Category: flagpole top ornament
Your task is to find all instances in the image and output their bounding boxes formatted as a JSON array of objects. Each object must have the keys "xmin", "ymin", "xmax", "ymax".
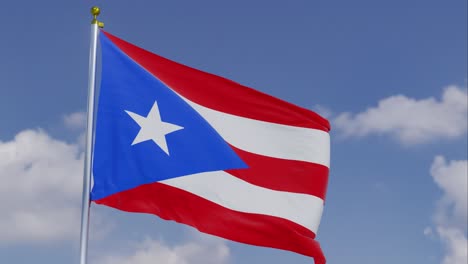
[{"xmin": 90, "ymin": 6, "xmax": 104, "ymax": 28}]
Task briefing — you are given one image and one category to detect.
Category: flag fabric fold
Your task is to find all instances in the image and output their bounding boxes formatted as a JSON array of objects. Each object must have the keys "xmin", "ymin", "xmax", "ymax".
[{"xmin": 92, "ymin": 30, "xmax": 330, "ymax": 264}]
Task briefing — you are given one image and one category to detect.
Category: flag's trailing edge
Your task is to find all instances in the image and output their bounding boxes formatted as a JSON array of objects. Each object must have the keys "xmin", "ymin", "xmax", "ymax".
[{"xmin": 92, "ymin": 30, "xmax": 330, "ymax": 264}]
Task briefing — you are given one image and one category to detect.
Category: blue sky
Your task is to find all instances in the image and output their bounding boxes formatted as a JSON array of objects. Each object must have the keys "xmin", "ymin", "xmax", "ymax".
[{"xmin": 0, "ymin": 1, "xmax": 466, "ymax": 264}]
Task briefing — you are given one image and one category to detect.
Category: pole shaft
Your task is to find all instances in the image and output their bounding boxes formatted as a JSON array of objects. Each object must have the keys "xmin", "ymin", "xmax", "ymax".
[{"xmin": 79, "ymin": 21, "xmax": 99, "ymax": 264}]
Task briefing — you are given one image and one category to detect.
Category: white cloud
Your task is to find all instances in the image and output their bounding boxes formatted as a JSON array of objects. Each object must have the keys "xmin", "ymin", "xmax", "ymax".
[
  {"xmin": 0, "ymin": 129, "xmax": 84, "ymax": 243},
  {"xmin": 96, "ymin": 235, "xmax": 230, "ymax": 264},
  {"xmin": 430, "ymin": 156, "xmax": 467, "ymax": 264},
  {"xmin": 334, "ymin": 85, "xmax": 467, "ymax": 144},
  {"xmin": 63, "ymin": 111, "xmax": 86, "ymax": 130},
  {"xmin": 431, "ymin": 156, "xmax": 468, "ymax": 227},
  {"xmin": 437, "ymin": 227, "xmax": 467, "ymax": 264}
]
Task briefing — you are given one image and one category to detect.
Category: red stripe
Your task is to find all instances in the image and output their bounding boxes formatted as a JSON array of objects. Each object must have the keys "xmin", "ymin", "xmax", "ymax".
[
  {"xmin": 102, "ymin": 31, "xmax": 330, "ymax": 132},
  {"xmin": 95, "ymin": 181, "xmax": 326, "ymax": 263},
  {"xmin": 227, "ymin": 146, "xmax": 329, "ymax": 199}
]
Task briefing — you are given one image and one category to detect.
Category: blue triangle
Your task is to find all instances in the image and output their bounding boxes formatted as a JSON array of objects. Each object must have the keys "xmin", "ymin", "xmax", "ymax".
[{"xmin": 91, "ymin": 34, "xmax": 247, "ymax": 201}]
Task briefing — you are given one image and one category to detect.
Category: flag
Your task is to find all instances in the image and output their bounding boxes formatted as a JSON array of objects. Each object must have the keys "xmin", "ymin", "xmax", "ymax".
[{"xmin": 92, "ymin": 30, "xmax": 330, "ymax": 264}]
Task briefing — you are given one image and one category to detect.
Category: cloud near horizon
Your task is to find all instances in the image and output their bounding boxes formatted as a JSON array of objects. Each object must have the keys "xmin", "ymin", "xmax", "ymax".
[
  {"xmin": 96, "ymin": 235, "xmax": 230, "ymax": 264},
  {"xmin": 430, "ymin": 156, "xmax": 467, "ymax": 264},
  {"xmin": 334, "ymin": 85, "xmax": 467, "ymax": 144},
  {"xmin": 0, "ymin": 129, "xmax": 84, "ymax": 243},
  {"xmin": 0, "ymin": 112, "xmax": 105, "ymax": 243}
]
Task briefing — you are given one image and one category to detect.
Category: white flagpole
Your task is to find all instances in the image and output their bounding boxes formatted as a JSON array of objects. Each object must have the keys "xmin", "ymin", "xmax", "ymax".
[{"xmin": 79, "ymin": 6, "xmax": 103, "ymax": 264}]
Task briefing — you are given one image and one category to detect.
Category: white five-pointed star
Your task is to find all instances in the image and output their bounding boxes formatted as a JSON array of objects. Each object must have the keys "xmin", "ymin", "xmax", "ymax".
[{"xmin": 125, "ymin": 101, "xmax": 183, "ymax": 155}]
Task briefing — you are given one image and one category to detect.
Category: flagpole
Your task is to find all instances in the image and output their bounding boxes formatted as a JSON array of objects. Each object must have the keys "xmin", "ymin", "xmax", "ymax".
[{"xmin": 79, "ymin": 6, "xmax": 103, "ymax": 264}]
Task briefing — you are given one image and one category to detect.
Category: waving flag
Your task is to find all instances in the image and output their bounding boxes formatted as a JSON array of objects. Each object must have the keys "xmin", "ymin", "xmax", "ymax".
[{"xmin": 92, "ymin": 30, "xmax": 330, "ymax": 264}]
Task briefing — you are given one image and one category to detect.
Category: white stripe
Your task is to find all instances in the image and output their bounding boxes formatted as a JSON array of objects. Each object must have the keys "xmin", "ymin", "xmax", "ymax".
[
  {"xmin": 179, "ymin": 99, "xmax": 331, "ymax": 167},
  {"xmin": 161, "ymin": 171, "xmax": 324, "ymax": 233}
]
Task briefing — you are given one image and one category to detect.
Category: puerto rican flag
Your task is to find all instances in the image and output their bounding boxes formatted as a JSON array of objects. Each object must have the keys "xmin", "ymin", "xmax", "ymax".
[{"xmin": 92, "ymin": 31, "xmax": 330, "ymax": 264}]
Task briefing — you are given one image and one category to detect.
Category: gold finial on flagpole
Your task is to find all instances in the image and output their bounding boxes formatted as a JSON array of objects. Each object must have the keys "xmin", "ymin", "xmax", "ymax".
[{"xmin": 90, "ymin": 6, "xmax": 104, "ymax": 28}]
